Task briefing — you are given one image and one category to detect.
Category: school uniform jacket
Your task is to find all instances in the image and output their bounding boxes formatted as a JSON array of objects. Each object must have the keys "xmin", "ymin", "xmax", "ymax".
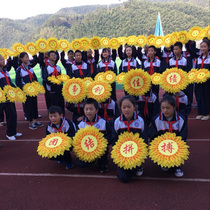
[
  {"xmin": 98, "ymin": 59, "xmax": 117, "ymax": 74},
  {"xmin": 143, "ymin": 57, "xmax": 161, "ymax": 75},
  {"xmin": 119, "ymin": 57, "xmax": 141, "ymax": 73},
  {"xmin": 150, "ymin": 111, "xmax": 187, "ymax": 141},
  {"xmin": 0, "ymin": 69, "xmax": 16, "ymax": 89},
  {"xmin": 169, "ymin": 55, "xmax": 188, "ymax": 72},
  {"xmin": 70, "ymin": 61, "xmax": 91, "ymax": 79},
  {"xmin": 159, "ymin": 50, "xmax": 174, "ymax": 73},
  {"xmin": 60, "ymin": 51, "xmax": 75, "ymax": 69},
  {"xmin": 195, "ymin": 54, "xmax": 210, "ymax": 70}
]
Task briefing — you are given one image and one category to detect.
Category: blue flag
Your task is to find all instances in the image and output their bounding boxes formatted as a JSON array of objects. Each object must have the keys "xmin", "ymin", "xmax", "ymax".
[{"xmin": 154, "ymin": 12, "xmax": 164, "ymax": 36}]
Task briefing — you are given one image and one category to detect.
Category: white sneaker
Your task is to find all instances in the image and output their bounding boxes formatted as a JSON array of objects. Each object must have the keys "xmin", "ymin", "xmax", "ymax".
[
  {"xmin": 24, "ymin": 117, "xmax": 27, "ymax": 120},
  {"xmin": 6, "ymin": 135, "xmax": 16, "ymax": 141},
  {"xmin": 201, "ymin": 115, "xmax": 209, "ymax": 121},
  {"xmin": 174, "ymin": 168, "xmax": 184, "ymax": 177},
  {"xmin": 196, "ymin": 115, "xmax": 203, "ymax": 120},
  {"xmin": 15, "ymin": 132, "xmax": 22, "ymax": 137},
  {"xmin": 161, "ymin": 167, "xmax": 169, "ymax": 171},
  {"xmin": 135, "ymin": 167, "xmax": 143, "ymax": 177},
  {"xmin": 38, "ymin": 114, "xmax": 42, "ymax": 118}
]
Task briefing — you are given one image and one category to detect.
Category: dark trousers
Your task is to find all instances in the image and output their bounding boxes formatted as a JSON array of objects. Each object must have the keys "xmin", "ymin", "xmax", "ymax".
[
  {"xmin": 0, "ymin": 107, "xmax": 4, "ymax": 122},
  {"xmin": 50, "ymin": 150, "xmax": 72, "ymax": 163},
  {"xmin": 195, "ymin": 80, "xmax": 210, "ymax": 116},
  {"xmin": 48, "ymin": 92, "xmax": 65, "ymax": 115},
  {"xmin": 111, "ymin": 83, "xmax": 116, "ymax": 101},
  {"xmin": 43, "ymin": 81, "xmax": 51, "ymax": 109},
  {"xmin": 25, "ymin": 96, "xmax": 38, "ymax": 122},
  {"xmin": 0, "ymin": 102, "xmax": 17, "ymax": 136}
]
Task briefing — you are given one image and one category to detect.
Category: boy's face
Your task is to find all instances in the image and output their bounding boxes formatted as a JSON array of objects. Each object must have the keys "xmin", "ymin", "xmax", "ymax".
[
  {"xmin": 49, "ymin": 112, "xmax": 63, "ymax": 125},
  {"xmin": 84, "ymin": 104, "xmax": 98, "ymax": 122},
  {"xmin": 173, "ymin": 46, "xmax": 182, "ymax": 57},
  {"xmin": 49, "ymin": 52, "xmax": 57, "ymax": 62},
  {"xmin": 87, "ymin": 49, "xmax": 92, "ymax": 58},
  {"xmin": 68, "ymin": 52, "xmax": 74, "ymax": 60},
  {"xmin": 75, "ymin": 52, "xmax": 82, "ymax": 62},
  {"xmin": 148, "ymin": 48, "xmax": 156, "ymax": 58},
  {"xmin": 0, "ymin": 55, "xmax": 5, "ymax": 67},
  {"xmin": 102, "ymin": 50, "xmax": 109, "ymax": 59}
]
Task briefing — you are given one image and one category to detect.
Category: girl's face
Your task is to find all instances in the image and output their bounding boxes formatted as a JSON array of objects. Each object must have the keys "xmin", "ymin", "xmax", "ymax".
[
  {"xmin": 126, "ymin": 47, "xmax": 132, "ymax": 58},
  {"xmin": 0, "ymin": 55, "xmax": 5, "ymax": 67},
  {"xmin": 102, "ymin": 50, "xmax": 109, "ymax": 59},
  {"xmin": 21, "ymin": 54, "xmax": 29, "ymax": 65},
  {"xmin": 161, "ymin": 101, "xmax": 176, "ymax": 118},
  {"xmin": 68, "ymin": 52, "xmax": 74, "ymax": 60},
  {"xmin": 200, "ymin": 42, "xmax": 209, "ymax": 55},
  {"xmin": 121, "ymin": 99, "xmax": 136, "ymax": 121}
]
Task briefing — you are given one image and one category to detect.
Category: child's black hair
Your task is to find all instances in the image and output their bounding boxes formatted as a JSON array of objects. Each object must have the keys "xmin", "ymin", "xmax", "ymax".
[
  {"xmin": 148, "ymin": 45, "xmax": 157, "ymax": 51},
  {"xmin": 75, "ymin": 50, "xmax": 82, "ymax": 55},
  {"xmin": 160, "ymin": 95, "xmax": 176, "ymax": 108},
  {"xmin": 200, "ymin": 40, "xmax": 210, "ymax": 48},
  {"xmin": 48, "ymin": 106, "xmax": 63, "ymax": 115},
  {"xmin": 174, "ymin": 42, "xmax": 183, "ymax": 50},
  {"xmin": 102, "ymin": 48, "xmax": 109, "ymax": 53},
  {"xmin": 83, "ymin": 98, "xmax": 99, "ymax": 110},
  {"xmin": 68, "ymin": 50, "xmax": 74, "ymax": 54},
  {"xmin": 48, "ymin": 51, "xmax": 56, "ymax": 57},
  {"xmin": 119, "ymin": 95, "xmax": 137, "ymax": 108},
  {"xmin": 19, "ymin": 52, "xmax": 28, "ymax": 59}
]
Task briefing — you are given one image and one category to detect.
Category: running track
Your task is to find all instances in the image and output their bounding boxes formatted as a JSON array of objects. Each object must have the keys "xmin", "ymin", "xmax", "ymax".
[{"xmin": 0, "ymin": 90, "xmax": 209, "ymax": 210}]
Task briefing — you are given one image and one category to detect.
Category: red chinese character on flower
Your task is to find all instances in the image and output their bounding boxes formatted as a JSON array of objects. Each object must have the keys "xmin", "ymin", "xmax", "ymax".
[
  {"xmin": 94, "ymin": 86, "xmax": 103, "ymax": 94},
  {"xmin": 169, "ymin": 74, "xmax": 177, "ymax": 83},
  {"xmin": 72, "ymin": 85, "xmax": 78, "ymax": 95},
  {"xmin": 123, "ymin": 143, "xmax": 134, "ymax": 155},
  {"xmin": 161, "ymin": 142, "xmax": 174, "ymax": 153},
  {"xmin": 84, "ymin": 137, "xmax": 95, "ymax": 150},
  {"xmin": 49, "ymin": 138, "xmax": 58, "ymax": 146},
  {"xmin": 132, "ymin": 78, "xmax": 141, "ymax": 87}
]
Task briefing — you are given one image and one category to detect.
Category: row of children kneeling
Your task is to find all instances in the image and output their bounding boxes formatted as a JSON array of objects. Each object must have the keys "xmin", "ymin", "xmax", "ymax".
[{"xmin": 47, "ymin": 94, "xmax": 187, "ymax": 183}]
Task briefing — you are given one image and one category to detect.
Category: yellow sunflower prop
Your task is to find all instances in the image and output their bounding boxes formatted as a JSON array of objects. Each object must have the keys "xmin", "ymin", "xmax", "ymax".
[
  {"xmin": 207, "ymin": 25, "xmax": 210, "ymax": 39},
  {"xmin": 0, "ymin": 88, "xmax": 6, "ymax": 103},
  {"xmin": 136, "ymin": 35, "xmax": 147, "ymax": 47},
  {"xmin": 117, "ymin": 37, "xmax": 127, "ymax": 45},
  {"xmin": 90, "ymin": 36, "xmax": 101, "ymax": 50},
  {"xmin": 123, "ymin": 69, "xmax": 151, "ymax": 96},
  {"xmin": 15, "ymin": 88, "xmax": 26, "ymax": 103},
  {"xmin": 178, "ymin": 31, "xmax": 188, "ymax": 44},
  {"xmin": 48, "ymin": 75, "xmax": 62, "ymax": 85},
  {"xmin": 200, "ymin": 27, "xmax": 208, "ymax": 40},
  {"xmin": 47, "ymin": 37, "xmax": 59, "ymax": 51},
  {"xmin": 83, "ymin": 77, "xmax": 93, "ymax": 87},
  {"xmin": 37, "ymin": 133, "xmax": 72, "ymax": 158},
  {"xmin": 3, "ymin": 48, "xmax": 17, "ymax": 57},
  {"xmin": 34, "ymin": 81, "xmax": 45, "ymax": 94},
  {"xmin": 116, "ymin": 72, "xmax": 126, "ymax": 84},
  {"xmin": 73, "ymin": 126, "xmax": 108, "ymax": 163},
  {"xmin": 126, "ymin": 36, "xmax": 137, "ymax": 46},
  {"xmin": 58, "ymin": 39, "xmax": 70, "ymax": 52},
  {"xmin": 149, "ymin": 132, "xmax": 189, "ymax": 168},
  {"xmin": 103, "ymin": 71, "xmax": 116, "ymax": 84},
  {"xmin": 87, "ymin": 80, "xmax": 112, "ymax": 103},
  {"xmin": 94, "ymin": 72, "xmax": 105, "ymax": 81},
  {"xmin": 151, "ymin": 73, "xmax": 162, "ymax": 85},
  {"xmin": 170, "ymin": 32, "xmax": 178, "ymax": 45},
  {"xmin": 111, "ymin": 132, "xmax": 148, "ymax": 170},
  {"xmin": 147, "ymin": 34, "xmax": 156, "ymax": 46},
  {"xmin": 12, "ymin": 43, "xmax": 25, "ymax": 55},
  {"xmin": 101, "ymin": 37, "xmax": 110, "ymax": 48},
  {"xmin": 57, "ymin": 74, "xmax": 70, "ymax": 83},
  {"xmin": 160, "ymin": 68, "xmax": 189, "ymax": 94},
  {"xmin": 80, "ymin": 37, "xmax": 90, "ymax": 51},
  {"xmin": 194, "ymin": 69, "xmax": 210, "ymax": 84},
  {"xmin": 110, "ymin": 38, "xmax": 120, "ymax": 49},
  {"xmin": 62, "ymin": 78, "xmax": 86, "ymax": 103},
  {"xmin": 154, "ymin": 36, "xmax": 163, "ymax": 48},
  {"xmin": 36, "ymin": 39, "xmax": 48, "ymax": 52},
  {"xmin": 3, "ymin": 85, "xmax": 17, "ymax": 102},
  {"xmin": 187, "ymin": 69, "xmax": 197, "ymax": 84},
  {"xmin": 25, "ymin": 42, "xmax": 38, "ymax": 56},
  {"xmin": 23, "ymin": 82, "xmax": 39, "ymax": 97},
  {"xmin": 163, "ymin": 34, "xmax": 171, "ymax": 48},
  {"xmin": 0, "ymin": 49, "xmax": 7, "ymax": 59},
  {"xmin": 71, "ymin": 39, "xmax": 82, "ymax": 51},
  {"xmin": 188, "ymin": 26, "xmax": 202, "ymax": 41}
]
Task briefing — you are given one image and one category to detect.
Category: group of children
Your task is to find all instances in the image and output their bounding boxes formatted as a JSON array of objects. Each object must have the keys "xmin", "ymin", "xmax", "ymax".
[{"xmin": 0, "ymin": 38, "xmax": 209, "ymax": 182}]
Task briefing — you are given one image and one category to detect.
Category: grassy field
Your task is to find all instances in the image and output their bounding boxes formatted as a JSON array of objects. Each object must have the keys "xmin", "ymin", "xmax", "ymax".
[{"xmin": 9, "ymin": 58, "xmax": 123, "ymax": 89}]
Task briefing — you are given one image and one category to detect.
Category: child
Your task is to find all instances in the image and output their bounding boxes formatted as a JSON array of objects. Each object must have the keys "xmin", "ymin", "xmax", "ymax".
[
  {"xmin": 43, "ymin": 51, "xmax": 65, "ymax": 114},
  {"xmin": 113, "ymin": 95, "xmax": 146, "ymax": 182},
  {"xmin": 137, "ymin": 44, "xmax": 149, "ymax": 67},
  {"xmin": 46, "ymin": 106, "xmax": 77, "ymax": 169},
  {"xmin": 16, "ymin": 52, "xmax": 43, "ymax": 130},
  {"xmin": 118, "ymin": 44, "xmax": 137, "ymax": 61},
  {"xmin": 70, "ymin": 50, "xmax": 91, "ymax": 78},
  {"xmin": 195, "ymin": 41, "xmax": 210, "ymax": 120},
  {"xmin": 77, "ymin": 98, "xmax": 112, "ymax": 173},
  {"xmin": 119, "ymin": 45, "xmax": 141, "ymax": 73},
  {"xmin": 60, "ymin": 50, "xmax": 75, "ymax": 76},
  {"xmin": 98, "ymin": 48, "xmax": 117, "ymax": 101},
  {"xmin": 0, "ymin": 55, "xmax": 22, "ymax": 140},
  {"xmin": 143, "ymin": 45, "xmax": 161, "ymax": 98},
  {"xmin": 149, "ymin": 95, "xmax": 187, "ymax": 177}
]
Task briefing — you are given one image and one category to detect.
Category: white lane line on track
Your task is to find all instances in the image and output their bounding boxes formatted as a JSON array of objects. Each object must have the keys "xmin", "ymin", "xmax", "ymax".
[{"xmin": 0, "ymin": 172, "xmax": 209, "ymax": 183}]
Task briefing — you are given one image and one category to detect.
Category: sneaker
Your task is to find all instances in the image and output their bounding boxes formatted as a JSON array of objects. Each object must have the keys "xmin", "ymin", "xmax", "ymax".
[
  {"xmin": 6, "ymin": 135, "xmax": 16, "ymax": 141},
  {"xmin": 24, "ymin": 117, "xmax": 27, "ymax": 121},
  {"xmin": 135, "ymin": 167, "xmax": 143, "ymax": 177},
  {"xmin": 15, "ymin": 132, "xmax": 22, "ymax": 137},
  {"xmin": 201, "ymin": 115, "xmax": 209, "ymax": 121},
  {"xmin": 161, "ymin": 167, "xmax": 169, "ymax": 172},
  {"xmin": 29, "ymin": 123, "xmax": 38, "ymax": 130},
  {"xmin": 66, "ymin": 162, "xmax": 73, "ymax": 169},
  {"xmin": 0, "ymin": 122, "xmax": 6, "ymax": 126},
  {"xmin": 38, "ymin": 114, "xmax": 42, "ymax": 118},
  {"xmin": 196, "ymin": 115, "xmax": 203, "ymax": 120},
  {"xmin": 35, "ymin": 122, "xmax": 44, "ymax": 128},
  {"xmin": 58, "ymin": 161, "xmax": 63, "ymax": 164},
  {"xmin": 174, "ymin": 168, "xmax": 184, "ymax": 177},
  {"xmin": 100, "ymin": 165, "xmax": 108, "ymax": 173}
]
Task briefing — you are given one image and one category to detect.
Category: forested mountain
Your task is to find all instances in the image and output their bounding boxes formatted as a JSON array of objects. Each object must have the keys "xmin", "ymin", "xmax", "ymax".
[{"xmin": 0, "ymin": 0, "xmax": 209, "ymax": 49}]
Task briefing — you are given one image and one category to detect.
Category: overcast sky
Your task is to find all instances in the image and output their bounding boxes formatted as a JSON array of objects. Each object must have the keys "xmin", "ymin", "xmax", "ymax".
[{"xmin": 1, "ymin": 0, "xmax": 128, "ymax": 20}]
